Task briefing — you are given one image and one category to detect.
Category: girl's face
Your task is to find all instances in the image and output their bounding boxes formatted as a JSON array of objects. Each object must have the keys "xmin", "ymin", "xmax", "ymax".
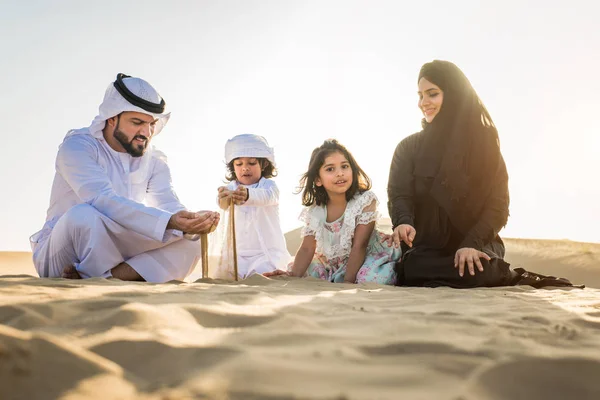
[
  {"xmin": 315, "ymin": 151, "xmax": 353, "ymax": 197},
  {"xmin": 234, "ymin": 157, "xmax": 262, "ymax": 185},
  {"xmin": 418, "ymin": 78, "xmax": 444, "ymax": 123}
]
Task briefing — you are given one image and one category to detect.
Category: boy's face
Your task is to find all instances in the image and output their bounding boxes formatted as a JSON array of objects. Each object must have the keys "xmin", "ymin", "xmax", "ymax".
[{"xmin": 233, "ymin": 157, "xmax": 262, "ymax": 186}]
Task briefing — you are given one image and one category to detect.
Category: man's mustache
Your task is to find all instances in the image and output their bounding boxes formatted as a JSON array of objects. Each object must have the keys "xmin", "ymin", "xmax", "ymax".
[{"xmin": 132, "ymin": 135, "xmax": 148, "ymax": 143}]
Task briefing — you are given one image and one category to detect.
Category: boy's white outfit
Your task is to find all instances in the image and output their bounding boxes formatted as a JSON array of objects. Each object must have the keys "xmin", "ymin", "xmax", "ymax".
[
  {"xmin": 215, "ymin": 134, "xmax": 291, "ymax": 278},
  {"xmin": 30, "ymin": 75, "xmax": 201, "ymax": 282},
  {"xmin": 224, "ymin": 178, "xmax": 291, "ymax": 278}
]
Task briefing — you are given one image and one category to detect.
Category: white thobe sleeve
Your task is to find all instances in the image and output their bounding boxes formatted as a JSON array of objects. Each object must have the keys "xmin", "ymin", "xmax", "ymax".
[
  {"xmin": 244, "ymin": 179, "xmax": 279, "ymax": 206},
  {"xmin": 56, "ymin": 136, "xmax": 172, "ymax": 242},
  {"xmin": 145, "ymin": 157, "xmax": 186, "ymax": 214}
]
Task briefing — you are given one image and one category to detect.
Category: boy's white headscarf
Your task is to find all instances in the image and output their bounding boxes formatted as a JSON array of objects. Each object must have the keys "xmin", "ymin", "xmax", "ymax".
[
  {"xmin": 66, "ymin": 74, "xmax": 171, "ymax": 141},
  {"xmin": 224, "ymin": 134, "xmax": 276, "ymax": 165}
]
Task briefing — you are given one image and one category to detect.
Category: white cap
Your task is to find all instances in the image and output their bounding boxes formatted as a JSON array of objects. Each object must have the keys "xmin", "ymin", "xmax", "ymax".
[{"xmin": 224, "ymin": 134, "xmax": 275, "ymax": 165}]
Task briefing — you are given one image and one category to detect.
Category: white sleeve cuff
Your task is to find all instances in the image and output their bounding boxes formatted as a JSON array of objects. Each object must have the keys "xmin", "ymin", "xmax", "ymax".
[{"xmin": 155, "ymin": 211, "xmax": 173, "ymax": 242}]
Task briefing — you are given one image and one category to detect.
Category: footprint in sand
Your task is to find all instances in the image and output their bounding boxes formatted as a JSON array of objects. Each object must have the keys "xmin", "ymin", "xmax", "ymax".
[
  {"xmin": 182, "ymin": 305, "xmax": 280, "ymax": 328},
  {"xmin": 63, "ymin": 302, "xmax": 280, "ymax": 335},
  {"xmin": 89, "ymin": 340, "xmax": 240, "ymax": 386},
  {"xmin": 587, "ymin": 311, "xmax": 600, "ymax": 318},
  {"xmin": 359, "ymin": 341, "xmax": 490, "ymax": 358},
  {"xmin": 0, "ymin": 305, "xmax": 52, "ymax": 330},
  {"xmin": 460, "ymin": 357, "xmax": 600, "ymax": 400},
  {"xmin": 0, "ymin": 325, "xmax": 138, "ymax": 400}
]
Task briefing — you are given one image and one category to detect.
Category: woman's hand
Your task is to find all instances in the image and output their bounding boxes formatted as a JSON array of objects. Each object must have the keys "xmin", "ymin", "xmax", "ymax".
[
  {"xmin": 263, "ymin": 269, "xmax": 291, "ymax": 277},
  {"xmin": 454, "ymin": 247, "xmax": 491, "ymax": 277},
  {"xmin": 388, "ymin": 224, "xmax": 416, "ymax": 248}
]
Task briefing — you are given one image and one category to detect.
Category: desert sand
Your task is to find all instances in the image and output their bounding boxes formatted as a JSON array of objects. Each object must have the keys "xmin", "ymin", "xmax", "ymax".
[{"xmin": 1, "ymin": 237, "xmax": 600, "ymax": 400}]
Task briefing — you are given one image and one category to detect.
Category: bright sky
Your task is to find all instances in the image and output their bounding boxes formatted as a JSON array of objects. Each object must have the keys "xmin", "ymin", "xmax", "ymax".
[{"xmin": 1, "ymin": 0, "xmax": 599, "ymax": 251}]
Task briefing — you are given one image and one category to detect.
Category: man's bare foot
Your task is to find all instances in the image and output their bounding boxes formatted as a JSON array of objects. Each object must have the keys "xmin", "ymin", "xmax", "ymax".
[
  {"xmin": 61, "ymin": 265, "xmax": 82, "ymax": 279},
  {"xmin": 110, "ymin": 262, "xmax": 145, "ymax": 281}
]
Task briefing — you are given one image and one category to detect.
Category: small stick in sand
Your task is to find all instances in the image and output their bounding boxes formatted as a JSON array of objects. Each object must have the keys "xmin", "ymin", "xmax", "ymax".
[
  {"xmin": 201, "ymin": 233, "xmax": 209, "ymax": 279},
  {"xmin": 230, "ymin": 199, "xmax": 239, "ymax": 281}
]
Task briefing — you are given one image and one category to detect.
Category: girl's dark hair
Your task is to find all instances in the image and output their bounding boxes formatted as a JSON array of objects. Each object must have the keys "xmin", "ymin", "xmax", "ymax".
[
  {"xmin": 299, "ymin": 139, "xmax": 371, "ymax": 206},
  {"xmin": 225, "ymin": 158, "xmax": 277, "ymax": 182}
]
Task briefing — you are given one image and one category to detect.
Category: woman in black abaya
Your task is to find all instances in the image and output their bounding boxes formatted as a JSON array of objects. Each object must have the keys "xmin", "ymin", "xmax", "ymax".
[{"xmin": 387, "ymin": 60, "xmax": 577, "ymax": 288}]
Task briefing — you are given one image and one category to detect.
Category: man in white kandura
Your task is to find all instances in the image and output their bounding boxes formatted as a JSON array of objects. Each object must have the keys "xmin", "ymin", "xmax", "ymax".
[{"xmin": 30, "ymin": 73, "xmax": 219, "ymax": 282}]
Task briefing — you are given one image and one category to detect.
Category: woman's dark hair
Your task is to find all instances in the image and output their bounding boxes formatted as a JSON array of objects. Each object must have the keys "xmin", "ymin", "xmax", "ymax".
[
  {"xmin": 415, "ymin": 60, "xmax": 508, "ymax": 232},
  {"xmin": 225, "ymin": 158, "xmax": 277, "ymax": 182},
  {"xmin": 418, "ymin": 60, "xmax": 496, "ymax": 133},
  {"xmin": 299, "ymin": 139, "xmax": 371, "ymax": 206}
]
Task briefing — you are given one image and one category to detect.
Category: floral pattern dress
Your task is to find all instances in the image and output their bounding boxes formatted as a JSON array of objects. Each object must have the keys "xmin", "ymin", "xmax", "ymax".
[{"xmin": 297, "ymin": 190, "xmax": 400, "ymax": 285}]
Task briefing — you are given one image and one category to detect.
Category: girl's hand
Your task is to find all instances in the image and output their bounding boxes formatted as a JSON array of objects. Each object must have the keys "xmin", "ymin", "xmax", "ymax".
[
  {"xmin": 390, "ymin": 224, "xmax": 416, "ymax": 248},
  {"xmin": 263, "ymin": 269, "xmax": 291, "ymax": 277},
  {"xmin": 454, "ymin": 248, "xmax": 491, "ymax": 277}
]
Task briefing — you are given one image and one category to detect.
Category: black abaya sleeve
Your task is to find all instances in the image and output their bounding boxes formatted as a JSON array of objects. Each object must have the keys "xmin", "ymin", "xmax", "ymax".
[
  {"xmin": 387, "ymin": 134, "xmax": 418, "ymax": 229},
  {"xmin": 459, "ymin": 156, "xmax": 510, "ymax": 251}
]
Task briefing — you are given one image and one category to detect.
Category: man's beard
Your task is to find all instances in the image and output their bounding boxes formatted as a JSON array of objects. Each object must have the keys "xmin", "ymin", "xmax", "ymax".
[{"xmin": 113, "ymin": 119, "xmax": 148, "ymax": 157}]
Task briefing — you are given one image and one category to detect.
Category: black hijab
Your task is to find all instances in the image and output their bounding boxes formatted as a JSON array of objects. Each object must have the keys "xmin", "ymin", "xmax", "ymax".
[{"xmin": 415, "ymin": 60, "xmax": 508, "ymax": 234}]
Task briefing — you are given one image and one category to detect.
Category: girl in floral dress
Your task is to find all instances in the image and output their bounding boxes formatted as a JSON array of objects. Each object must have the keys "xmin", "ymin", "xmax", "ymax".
[{"xmin": 265, "ymin": 139, "xmax": 400, "ymax": 284}]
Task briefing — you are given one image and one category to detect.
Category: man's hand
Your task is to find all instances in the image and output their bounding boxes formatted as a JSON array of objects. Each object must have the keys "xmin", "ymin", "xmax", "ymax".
[
  {"xmin": 388, "ymin": 224, "xmax": 416, "ymax": 248},
  {"xmin": 167, "ymin": 210, "xmax": 219, "ymax": 234},
  {"xmin": 454, "ymin": 247, "xmax": 491, "ymax": 277}
]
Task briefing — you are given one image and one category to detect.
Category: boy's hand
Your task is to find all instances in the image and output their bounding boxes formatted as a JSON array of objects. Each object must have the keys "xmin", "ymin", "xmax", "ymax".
[
  {"xmin": 218, "ymin": 186, "xmax": 232, "ymax": 200},
  {"xmin": 218, "ymin": 186, "xmax": 247, "ymax": 205},
  {"xmin": 218, "ymin": 186, "xmax": 234, "ymax": 209},
  {"xmin": 233, "ymin": 186, "xmax": 248, "ymax": 205}
]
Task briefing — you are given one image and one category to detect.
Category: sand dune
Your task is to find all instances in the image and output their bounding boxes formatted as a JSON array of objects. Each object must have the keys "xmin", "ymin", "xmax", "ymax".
[
  {"xmin": 503, "ymin": 238, "xmax": 600, "ymax": 289},
  {"xmin": 0, "ymin": 251, "xmax": 36, "ymax": 276},
  {"xmin": 1, "ymin": 237, "xmax": 599, "ymax": 399}
]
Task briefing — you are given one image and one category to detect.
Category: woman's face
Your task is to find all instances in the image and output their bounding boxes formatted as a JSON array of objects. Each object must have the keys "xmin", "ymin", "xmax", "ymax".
[{"xmin": 418, "ymin": 78, "xmax": 444, "ymax": 123}]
